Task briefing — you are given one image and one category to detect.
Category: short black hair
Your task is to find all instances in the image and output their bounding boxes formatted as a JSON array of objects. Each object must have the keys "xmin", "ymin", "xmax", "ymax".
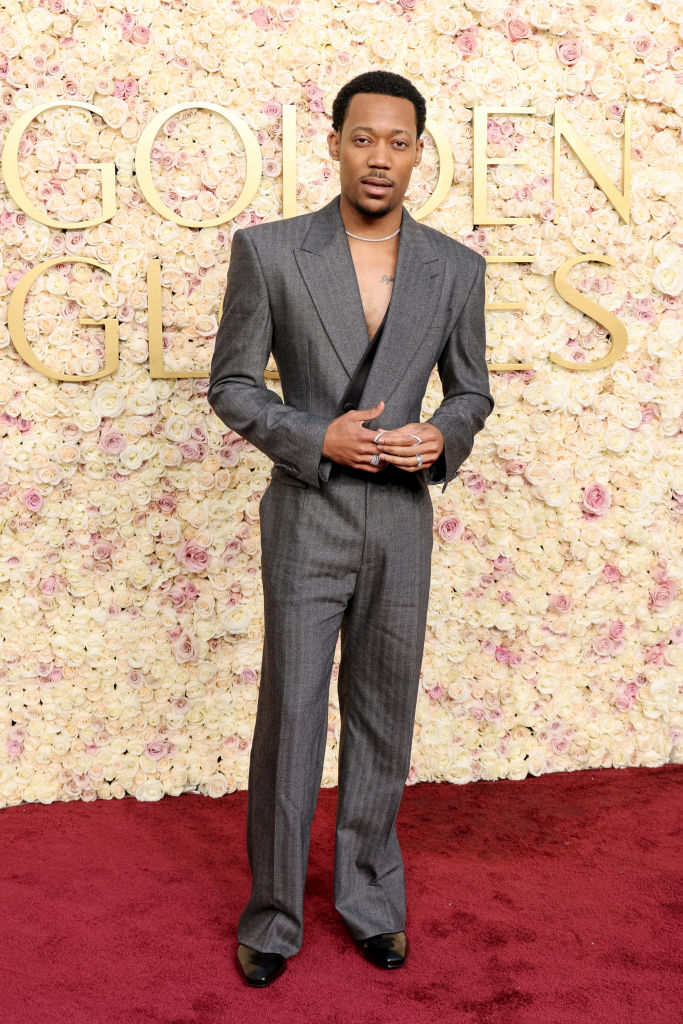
[{"xmin": 331, "ymin": 70, "xmax": 426, "ymax": 141}]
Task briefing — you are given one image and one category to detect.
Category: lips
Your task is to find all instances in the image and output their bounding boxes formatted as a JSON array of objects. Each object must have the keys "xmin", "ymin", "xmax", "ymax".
[{"xmin": 362, "ymin": 178, "xmax": 392, "ymax": 195}]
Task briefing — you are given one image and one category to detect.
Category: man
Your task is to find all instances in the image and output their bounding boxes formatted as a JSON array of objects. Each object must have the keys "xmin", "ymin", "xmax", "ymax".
[{"xmin": 208, "ymin": 70, "xmax": 494, "ymax": 987}]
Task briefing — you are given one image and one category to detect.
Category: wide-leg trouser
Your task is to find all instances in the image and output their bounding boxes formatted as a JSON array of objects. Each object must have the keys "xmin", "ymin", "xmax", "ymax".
[{"xmin": 236, "ymin": 464, "xmax": 434, "ymax": 958}]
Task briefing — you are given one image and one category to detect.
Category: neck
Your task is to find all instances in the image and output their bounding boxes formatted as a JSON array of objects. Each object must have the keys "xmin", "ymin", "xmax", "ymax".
[{"xmin": 338, "ymin": 192, "xmax": 403, "ymax": 240}]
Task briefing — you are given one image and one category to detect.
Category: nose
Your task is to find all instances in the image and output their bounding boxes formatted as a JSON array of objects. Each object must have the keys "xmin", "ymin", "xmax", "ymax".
[{"xmin": 368, "ymin": 141, "xmax": 391, "ymax": 168}]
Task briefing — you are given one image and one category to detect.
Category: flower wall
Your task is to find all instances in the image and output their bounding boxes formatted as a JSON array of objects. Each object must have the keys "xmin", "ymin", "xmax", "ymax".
[{"xmin": 0, "ymin": 0, "xmax": 681, "ymax": 806}]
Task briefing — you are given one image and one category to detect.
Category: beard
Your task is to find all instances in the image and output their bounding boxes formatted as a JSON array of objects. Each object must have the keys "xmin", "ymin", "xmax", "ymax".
[{"xmin": 346, "ymin": 188, "xmax": 398, "ymax": 220}]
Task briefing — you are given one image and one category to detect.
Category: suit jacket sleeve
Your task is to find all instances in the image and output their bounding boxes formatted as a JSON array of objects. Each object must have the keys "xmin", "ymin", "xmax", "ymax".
[
  {"xmin": 208, "ymin": 228, "xmax": 332, "ymax": 488},
  {"xmin": 425, "ymin": 253, "xmax": 494, "ymax": 493}
]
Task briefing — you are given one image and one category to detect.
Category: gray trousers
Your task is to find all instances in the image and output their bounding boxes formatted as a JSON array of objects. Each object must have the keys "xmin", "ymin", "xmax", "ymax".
[{"xmin": 236, "ymin": 464, "xmax": 434, "ymax": 957}]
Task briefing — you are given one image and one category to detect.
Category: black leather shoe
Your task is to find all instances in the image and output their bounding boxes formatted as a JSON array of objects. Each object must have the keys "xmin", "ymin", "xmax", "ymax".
[
  {"xmin": 236, "ymin": 943, "xmax": 287, "ymax": 987},
  {"xmin": 359, "ymin": 930, "xmax": 408, "ymax": 969}
]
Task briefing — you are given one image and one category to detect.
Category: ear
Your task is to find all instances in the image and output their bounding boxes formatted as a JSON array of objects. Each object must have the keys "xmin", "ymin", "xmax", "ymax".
[
  {"xmin": 327, "ymin": 130, "xmax": 340, "ymax": 160},
  {"xmin": 414, "ymin": 137, "xmax": 425, "ymax": 166}
]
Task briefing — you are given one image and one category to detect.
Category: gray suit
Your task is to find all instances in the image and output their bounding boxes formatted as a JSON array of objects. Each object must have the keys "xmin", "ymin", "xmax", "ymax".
[{"xmin": 208, "ymin": 193, "xmax": 494, "ymax": 957}]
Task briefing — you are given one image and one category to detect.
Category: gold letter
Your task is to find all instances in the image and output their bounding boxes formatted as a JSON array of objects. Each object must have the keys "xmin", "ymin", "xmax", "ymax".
[
  {"xmin": 550, "ymin": 254, "xmax": 628, "ymax": 370},
  {"xmin": 2, "ymin": 102, "xmax": 116, "ymax": 229},
  {"xmin": 553, "ymin": 106, "xmax": 631, "ymax": 224},
  {"xmin": 135, "ymin": 103, "xmax": 262, "ymax": 228},
  {"xmin": 412, "ymin": 119, "xmax": 455, "ymax": 222},
  {"xmin": 282, "ymin": 103, "xmax": 298, "ymax": 221},
  {"xmin": 485, "ymin": 256, "xmax": 534, "ymax": 370},
  {"xmin": 8, "ymin": 257, "xmax": 118, "ymax": 381},
  {"xmin": 473, "ymin": 107, "xmax": 535, "ymax": 226},
  {"xmin": 147, "ymin": 258, "xmax": 208, "ymax": 378}
]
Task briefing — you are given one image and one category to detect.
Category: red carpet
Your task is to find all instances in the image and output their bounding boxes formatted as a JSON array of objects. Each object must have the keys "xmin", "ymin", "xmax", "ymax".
[{"xmin": 1, "ymin": 765, "xmax": 680, "ymax": 1024}]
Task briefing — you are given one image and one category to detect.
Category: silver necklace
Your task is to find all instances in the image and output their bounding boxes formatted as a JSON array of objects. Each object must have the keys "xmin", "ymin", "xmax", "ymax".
[{"xmin": 345, "ymin": 226, "xmax": 401, "ymax": 242}]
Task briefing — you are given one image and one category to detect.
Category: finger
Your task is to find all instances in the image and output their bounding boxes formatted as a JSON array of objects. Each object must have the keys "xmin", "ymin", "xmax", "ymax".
[
  {"xmin": 378, "ymin": 433, "xmax": 423, "ymax": 447},
  {"xmin": 350, "ymin": 399, "xmax": 384, "ymax": 419},
  {"xmin": 379, "ymin": 438, "xmax": 421, "ymax": 450},
  {"xmin": 380, "ymin": 452, "xmax": 430, "ymax": 469},
  {"xmin": 379, "ymin": 444, "xmax": 435, "ymax": 457}
]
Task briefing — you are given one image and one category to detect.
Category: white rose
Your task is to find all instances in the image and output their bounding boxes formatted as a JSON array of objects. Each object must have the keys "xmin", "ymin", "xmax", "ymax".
[
  {"xmin": 652, "ymin": 263, "xmax": 683, "ymax": 296},
  {"xmin": 91, "ymin": 382, "xmax": 126, "ymax": 419}
]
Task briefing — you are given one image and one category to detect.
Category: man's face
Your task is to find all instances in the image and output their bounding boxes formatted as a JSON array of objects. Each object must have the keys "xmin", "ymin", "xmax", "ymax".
[{"xmin": 328, "ymin": 92, "xmax": 424, "ymax": 219}]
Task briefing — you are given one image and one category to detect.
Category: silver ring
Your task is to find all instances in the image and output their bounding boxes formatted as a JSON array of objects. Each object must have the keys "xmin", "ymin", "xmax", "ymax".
[
  {"xmin": 370, "ymin": 453, "xmax": 381, "ymax": 466},
  {"xmin": 373, "ymin": 430, "xmax": 385, "ymax": 444},
  {"xmin": 409, "ymin": 433, "xmax": 422, "ymax": 445},
  {"xmin": 416, "ymin": 454, "xmax": 423, "ymax": 467}
]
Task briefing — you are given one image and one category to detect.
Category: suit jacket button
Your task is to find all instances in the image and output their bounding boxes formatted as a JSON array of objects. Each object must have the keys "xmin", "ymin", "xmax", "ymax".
[{"xmin": 343, "ymin": 402, "xmax": 353, "ymax": 413}]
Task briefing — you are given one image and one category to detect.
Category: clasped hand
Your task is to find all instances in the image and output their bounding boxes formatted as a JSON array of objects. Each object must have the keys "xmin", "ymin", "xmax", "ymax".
[{"xmin": 321, "ymin": 399, "xmax": 444, "ymax": 475}]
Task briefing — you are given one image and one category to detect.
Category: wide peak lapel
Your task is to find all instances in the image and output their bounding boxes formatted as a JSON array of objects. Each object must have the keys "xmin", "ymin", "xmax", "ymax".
[
  {"xmin": 293, "ymin": 194, "xmax": 370, "ymax": 378},
  {"xmin": 359, "ymin": 207, "xmax": 444, "ymax": 409}
]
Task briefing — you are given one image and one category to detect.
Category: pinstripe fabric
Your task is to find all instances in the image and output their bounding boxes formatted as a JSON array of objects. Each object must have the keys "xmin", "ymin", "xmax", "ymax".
[
  {"xmin": 207, "ymin": 192, "xmax": 494, "ymax": 958},
  {"xmin": 237, "ymin": 466, "xmax": 433, "ymax": 956}
]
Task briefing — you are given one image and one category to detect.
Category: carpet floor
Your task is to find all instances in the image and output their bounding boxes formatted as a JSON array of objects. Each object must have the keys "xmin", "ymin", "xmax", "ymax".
[{"xmin": 1, "ymin": 764, "xmax": 681, "ymax": 1024}]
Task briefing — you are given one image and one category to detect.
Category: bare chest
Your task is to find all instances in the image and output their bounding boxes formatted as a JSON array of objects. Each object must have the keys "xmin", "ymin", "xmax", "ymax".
[{"xmin": 349, "ymin": 247, "xmax": 398, "ymax": 343}]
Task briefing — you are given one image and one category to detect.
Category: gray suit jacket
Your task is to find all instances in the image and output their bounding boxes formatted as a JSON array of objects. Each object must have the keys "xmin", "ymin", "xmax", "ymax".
[{"xmin": 208, "ymin": 193, "xmax": 494, "ymax": 493}]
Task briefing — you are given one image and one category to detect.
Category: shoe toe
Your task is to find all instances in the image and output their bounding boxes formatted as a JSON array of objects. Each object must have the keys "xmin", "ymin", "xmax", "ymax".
[
  {"xmin": 236, "ymin": 944, "xmax": 287, "ymax": 986},
  {"xmin": 360, "ymin": 931, "xmax": 408, "ymax": 969}
]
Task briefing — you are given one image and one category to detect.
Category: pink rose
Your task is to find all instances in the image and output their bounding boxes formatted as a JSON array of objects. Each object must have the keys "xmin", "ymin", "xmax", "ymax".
[
  {"xmin": 608, "ymin": 620, "xmax": 626, "ymax": 639},
  {"xmin": 224, "ymin": 539, "xmax": 243, "ymax": 559},
  {"xmin": 506, "ymin": 18, "xmax": 530, "ymax": 42},
  {"xmin": 145, "ymin": 738, "xmax": 173, "ymax": 761},
  {"xmin": 22, "ymin": 487, "xmax": 43, "ymax": 511},
  {"xmin": 649, "ymin": 580, "xmax": 678, "ymax": 611},
  {"xmin": 5, "ymin": 269, "xmax": 24, "ymax": 289},
  {"xmin": 603, "ymin": 564, "xmax": 621, "ymax": 582},
  {"xmin": 157, "ymin": 493, "xmax": 177, "ymax": 513},
  {"xmin": 464, "ymin": 472, "xmax": 487, "ymax": 495},
  {"xmin": 302, "ymin": 82, "xmax": 324, "ymax": 101},
  {"xmin": 645, "ymin": 645, "xmax": 663, "ymax": 665},
  {"xmin": 582, "ymin": 482, "xmax": 611, "ymax": 518},
  {"xmin": 631, "ymin": 34, "xmax": 653, "ymax": 56},
  {"xmin": 251, "ymin": 7, "xmax": 270, "ymax": 27},
  {"xmin": 40, "ymin": 575, "xmax": 58, "ymax": 595},
  {"xmin": 130, "ymin": 24, "xmax": 150, "ymax": 45},
  {"xmin": 262, "ymin": 100, "xmax": 282, "ymax": 119},
  {"xmin": 240, "ymin": 667, "xmax": 259, "ymax": 685},
  {"xmin": 176, "ymin": 539, "xmax": 211, "ymax": 572},
  {"xmin": 551, "ymin": 735, "xmax": 569, "ymax": 755},
  {"xmin": 548, "ymin": 593, "xmax": 573, "ymax": 613},
  {"xmin": 436, "ymin": 515, "xmax": 464, "ymax": 543},
  {"xmin": 93, "ymin": 540, "xmax": 113, "ymax": 562},
  {"xmin": 171, "ymin": 629, "xmax": 198, "ymax": 664},
  {"xmin": 487, "ymin": 120, "xmax": 502, "ymax": 144},
  {"xmin": 99, "ymin": 429, "xmax": 127, "ymax": 454},
  {"xmin": 178, "ymin": 440, "xmax": 205, "ymax": 461},
  {"xmin": 555, "ymin": 39, "xmax": 584, "ymax": 65},
  {"xmin": 455, "ymin": 30, "xmax": 479, "ymax": 55},
  {"xmin": 219, "ymin": 444, "xmax": 240, "ymax": 468}
]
